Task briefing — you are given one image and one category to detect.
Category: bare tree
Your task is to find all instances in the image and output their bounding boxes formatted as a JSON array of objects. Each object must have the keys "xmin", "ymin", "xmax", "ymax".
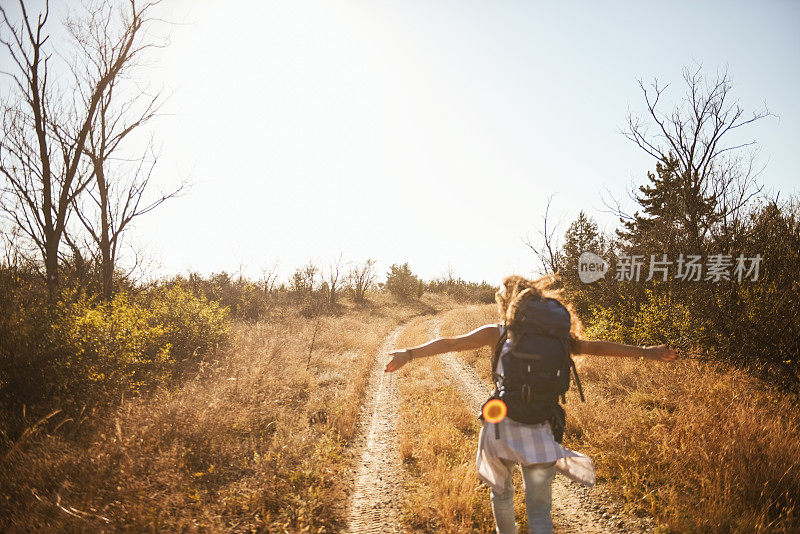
[
  {"xmin": 69, "ymin": 0, "xmax": 175, "ymax": 300},
  {"xmin": 324, "ymin": 252, "xmax": 344, "ymax": 306},
  {"xmin": 0, "ymin": 222, "xmax": 25, "ymax": 269},
  {"xmin": 259, "ymin": 259, "xmax": 281, "ymax": 294},
  {"xmin": 523, "ymin": 194, "xmax": 563, "ymax": 275},
  {"xmin": 622, "ymin": 65, "xmax": 770, "ymax": 253},
  {"xmin": 0, "ymin": 0, "xmax": 161, "ymax": 298},
  {"xmin": 347, "ymin": 258, "xmax": 376, "ymax": 303},
  {"xmin": 67, "ymin": 2, "xmax": 179, "ymax": 300},
  {"xmin": 290, "ymin": 260, "xmax": 318, "ymax": 296}
]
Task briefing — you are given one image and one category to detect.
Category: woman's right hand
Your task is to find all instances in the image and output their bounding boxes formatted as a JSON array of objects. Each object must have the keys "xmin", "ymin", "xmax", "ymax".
[
  {"xmin": 645, "ymin": 344, "xmax": 679, "ymax": 362},
  {"xmin": 384, "ymin": 349, "xmax": 412, "ymax": 372}
]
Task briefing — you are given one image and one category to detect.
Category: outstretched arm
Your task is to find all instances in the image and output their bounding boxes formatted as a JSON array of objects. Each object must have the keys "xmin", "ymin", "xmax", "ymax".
[
  {"xmin": 572, "ymin": 338, "xmax": 678, "ymax": 362},
  {"xmin": 384, "ymin": 324, "xmax": 501, "ymax": 372}
]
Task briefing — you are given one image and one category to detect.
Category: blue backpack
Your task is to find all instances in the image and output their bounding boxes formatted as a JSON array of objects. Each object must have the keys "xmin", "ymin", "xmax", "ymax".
[{"xmin": 486, "ymin": 297, "xmax": 584, "ymax": 442}]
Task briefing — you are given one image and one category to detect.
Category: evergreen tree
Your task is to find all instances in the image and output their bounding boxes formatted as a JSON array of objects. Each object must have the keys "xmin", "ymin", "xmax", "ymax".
[
  {"xmin": 559, "ymin": 211, "xmax": 610, "ymax": 318},
  {"xmin": 616, "ymin": 155, "xmax": 712, "ymax": 256},
  {"xmin": 385, "ymin": 263, "xmax": 423, "ymax": 300},
  {"xmin": 561, "ymin": 211, "xmax": 604, "ymax": 285}
]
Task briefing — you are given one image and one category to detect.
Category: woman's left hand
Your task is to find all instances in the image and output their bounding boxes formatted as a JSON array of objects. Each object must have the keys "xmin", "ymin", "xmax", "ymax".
[
  {"xmin": 645, "ymin": 344, "xmax": 679, "ymax": 362},
  {"xmin": 384, "ymin": 350, "xmax": 412, "ymax": 372}
]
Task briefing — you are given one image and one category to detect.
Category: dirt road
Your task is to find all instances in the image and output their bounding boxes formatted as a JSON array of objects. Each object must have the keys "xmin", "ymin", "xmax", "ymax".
[
  {"xmin": 345, "ymin": 319, "xmax": 651, "ymax": 533},
  {"xmin": 344, "ymin": 325, "xmax": 406, "ymax": 533}
]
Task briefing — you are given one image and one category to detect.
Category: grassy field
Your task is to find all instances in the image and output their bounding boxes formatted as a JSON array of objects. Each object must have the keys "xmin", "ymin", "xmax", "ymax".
[
  {"xmin": 2, "ymin": 296, "xmax": 798, "ymax": 533},
  {"xmin": 0, "ymin": 293, "xmax": 448, "ymax": 532},
  {"xmin": 434, "ymin": 304, "xmax": 800, "ymax": 533}
]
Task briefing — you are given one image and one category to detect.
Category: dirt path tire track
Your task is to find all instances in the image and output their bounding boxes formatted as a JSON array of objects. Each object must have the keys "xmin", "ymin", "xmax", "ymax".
[
  {"xmin": 432, "ymin": 320, "xmax": 650, "ymax": 534},
  {"xmin": 344, "ymin": 325, "xmax": 406, "ymax": 533}
]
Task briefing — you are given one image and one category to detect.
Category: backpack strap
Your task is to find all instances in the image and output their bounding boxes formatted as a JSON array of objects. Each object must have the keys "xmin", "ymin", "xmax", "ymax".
[
  {"xmin": 487, "ymin": 324, "xmax": 507, "ymax": 440},
  {"xmin": 491, "ymin": 324, "xmax": 508, "ymax": 391},
  {"xmin": 569, "ymin": 357, "xmax": 585, "ymax": 402}
]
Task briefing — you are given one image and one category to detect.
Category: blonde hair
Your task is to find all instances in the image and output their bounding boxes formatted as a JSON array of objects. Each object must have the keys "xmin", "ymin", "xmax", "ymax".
[{"xmin": 495, "ymin": 274, "xmax": 583, "ymax": 344}]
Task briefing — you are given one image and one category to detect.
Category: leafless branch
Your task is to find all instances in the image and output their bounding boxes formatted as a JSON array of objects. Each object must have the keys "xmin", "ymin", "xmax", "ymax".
[
  {"xmin": 523, "ymin": 194, "xmax": 564, "ymax": 275},
  {"xmin": 621, "ymin": 64, "xmax": 773, "ymax": 253}
]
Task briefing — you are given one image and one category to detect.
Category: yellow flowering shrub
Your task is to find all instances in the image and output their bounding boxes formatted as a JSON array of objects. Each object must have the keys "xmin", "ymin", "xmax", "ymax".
[
  {"xmin": 143, "ymin": 285, "xmax": 231, "ymax": 365},
  {"xmin": 584, "ymin": 288, "xmax": 710, "ymax": 354},
  {"xmin": 0, "ymin": 280, "xmax": 231, "ymax": 412},
  {"xmin": 50, "ymin": 292, "xmax": 171, "ymax": 404}
]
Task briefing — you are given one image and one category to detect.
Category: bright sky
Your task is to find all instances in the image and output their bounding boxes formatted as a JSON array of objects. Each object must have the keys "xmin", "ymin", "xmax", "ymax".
[{"xmin": 3, "ymin": 1, "xmax": 799, "ymax": 285}]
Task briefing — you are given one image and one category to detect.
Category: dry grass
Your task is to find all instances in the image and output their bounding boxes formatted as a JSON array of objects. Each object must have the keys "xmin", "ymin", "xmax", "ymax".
[
  {"xmin": 571, "ymin": 357, "xmax": 800, "ymax": 533},
  {"xmin": 0, "ymin": 293, "xmax": 447, "ymax": 532},
  {"xmin": 396, "ymin": 316, "xmax": 496, "ymax": 533},
  {"xmin": 6, "ymin": 295, "xmax": 795, "ymax": 533},
  {"xmin": 433, "ymin": 303, "xmax": 800, "ymax": 533}
]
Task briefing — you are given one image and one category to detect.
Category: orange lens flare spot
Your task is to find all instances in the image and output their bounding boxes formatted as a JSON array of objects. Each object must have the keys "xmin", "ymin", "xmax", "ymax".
[{"xmin": 482, "ymin": 399, "xmax": 507, "ymax": 424}]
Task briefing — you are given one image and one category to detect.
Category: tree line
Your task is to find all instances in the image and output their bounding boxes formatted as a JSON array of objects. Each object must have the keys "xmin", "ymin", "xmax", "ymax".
[
  {"xmin": 163, "ymin": 259, "xmax": 496, "ymax": 321},
  {"xmin": 532, "ymin": 66, "xmax": 799, "ymax": 388}
]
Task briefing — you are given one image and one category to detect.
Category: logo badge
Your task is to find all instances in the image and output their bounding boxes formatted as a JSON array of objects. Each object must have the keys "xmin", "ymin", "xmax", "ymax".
[{"xmin": 578, "ymin": 252, "xmax": 608, "ymax": 283}]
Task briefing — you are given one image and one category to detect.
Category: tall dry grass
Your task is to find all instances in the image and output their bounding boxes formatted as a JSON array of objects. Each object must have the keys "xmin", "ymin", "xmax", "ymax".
[
  {"xmin": 0, "ymin": 293, "xmax": 445, "ymax": 532},
  {"xmin": 395, "ymin": 317, "xmax": 496, "ymax": 533},
  {"xmin": 437, "ymin": 303, "xmax": 800, "ymax": 533},
  {"xmin": 571, "ymin": 357, "xmax": 800, "ymax": 533}
]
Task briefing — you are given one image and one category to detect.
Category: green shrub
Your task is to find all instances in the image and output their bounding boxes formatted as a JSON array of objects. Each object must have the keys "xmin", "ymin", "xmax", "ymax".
[
  {"xmin": 631, "ymin": 289, "xmax": 711, "ymax": 350},
  {"xmin": 143, "ymin": 285, "xmax": 231, "ymax": 364},
  {"xmin": 165, "ymin": 272, "xmax": 273, "ymax": 320},
  {"xmin": 584, "ymin": 289, "xmax": 711, "ymax": 354},
  {"xmin": 385, "ymin": 263, "xmax": 424, "ymax": 300},
  {"xmin": 0, "ymin": 280, "xmax": 231, "ymax": 418},
  {"xmin": 50, "ymin": 291, "xmax": 172, "ymax": 405},
  {"xmin": 584, "ymin": 303, "xmax": 641, "ymax": 346}
]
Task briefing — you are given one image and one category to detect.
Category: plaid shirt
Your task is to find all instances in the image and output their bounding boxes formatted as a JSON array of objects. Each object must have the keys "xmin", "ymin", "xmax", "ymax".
[{"xmin": 475, "ymin": 341, "xmax": 596, "ymax": 493}]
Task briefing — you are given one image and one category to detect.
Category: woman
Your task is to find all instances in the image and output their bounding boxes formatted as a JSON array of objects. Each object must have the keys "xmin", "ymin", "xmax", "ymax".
[{"xmin": 384, "ymin": 275, "xmax": 678, "ymax": 534}]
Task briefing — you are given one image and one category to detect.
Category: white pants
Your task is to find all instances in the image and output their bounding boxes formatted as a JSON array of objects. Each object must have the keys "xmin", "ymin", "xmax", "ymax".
[{"xmin": 490, "ymin": 459, "xmax": 556, "ymax": 534}]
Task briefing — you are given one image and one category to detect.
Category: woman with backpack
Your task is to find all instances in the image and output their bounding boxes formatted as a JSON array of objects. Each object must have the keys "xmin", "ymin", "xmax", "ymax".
[{"xmin": 384, "ymin": 275, "xmax": 678, "ymax": 534}]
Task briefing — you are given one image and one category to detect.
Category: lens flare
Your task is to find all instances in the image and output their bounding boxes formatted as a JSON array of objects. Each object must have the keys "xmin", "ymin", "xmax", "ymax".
[{"xmin": 482, "ymin": 398, "xmax": 507, "ymax": 424}]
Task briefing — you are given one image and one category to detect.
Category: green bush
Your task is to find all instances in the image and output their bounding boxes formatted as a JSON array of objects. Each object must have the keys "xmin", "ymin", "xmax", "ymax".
[
  {"xmin": 583, "ymin": 305, "xmax": 629, "ymax": 344},
  {"xmin": 0, "ymin": 280, "xmax": 231, "ymax": 416},
  {"xmin": 385, "ymin": 263, "xmax": 424, "ymax": 300},
  {"xmin": 143, "ymin": 285, "xmax": 231, "ymax": 364},
  {"xmin": 584, "ymin": 288, "xmax": 713, "ymax": 353},
  {"xmin": 561, "ymin": 199, "xmax": 800, "ymax": 389},
  {"xmin": 632, "ymin": 289, "xmax": 711, "ymax": 350},
  {"xmin": 50, "ymin": 291, "xmax": 172, "ymax": 404},
  {"xmin": 165, "ymin": 272, "xmax": 274, "ymax": 320}
]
